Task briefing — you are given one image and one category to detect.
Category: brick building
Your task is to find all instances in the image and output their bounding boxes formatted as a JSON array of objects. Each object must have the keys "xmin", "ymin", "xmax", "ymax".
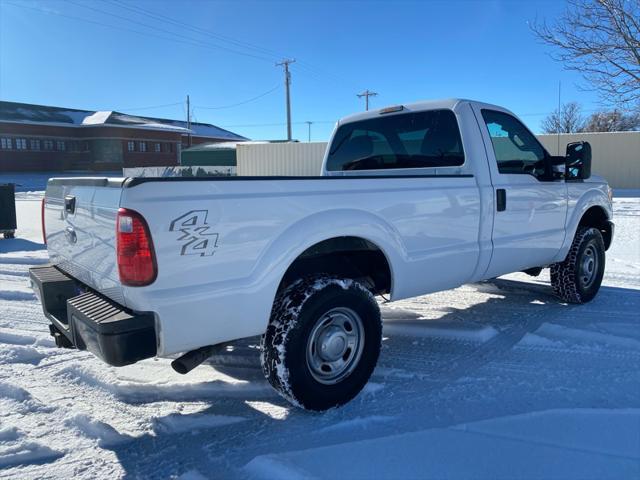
[{"xmin": 0, "ymin": 101, "xmax": 247, "ymax": 171}]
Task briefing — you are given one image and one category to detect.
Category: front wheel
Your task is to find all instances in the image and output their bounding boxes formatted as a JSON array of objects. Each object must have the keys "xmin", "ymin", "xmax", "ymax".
[
  {"xmin": 261, "ymin": 276, "xmax": 382, "ymax": 411},
  {"xmin": 551, "ymin": 226, "xmax": 605, "ymax": 304}
]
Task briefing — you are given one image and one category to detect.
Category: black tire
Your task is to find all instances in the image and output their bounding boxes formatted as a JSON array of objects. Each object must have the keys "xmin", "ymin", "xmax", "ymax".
[
  {"xmin": 261, "ymin": 276, "xmax": 382, "ymax": 411},
  {"xmin": 550, "ymin": 226, "xmax": 605, "ymax": 304},
  {"xmin": 3, "ymin": 232, "xmax": 15, "ymax": 239}
]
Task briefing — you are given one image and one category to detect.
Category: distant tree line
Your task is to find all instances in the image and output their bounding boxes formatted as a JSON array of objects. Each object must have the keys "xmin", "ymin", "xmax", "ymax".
[{"xmin": 541, "ymin": 102, "xmax": 640, "ymax": 133}]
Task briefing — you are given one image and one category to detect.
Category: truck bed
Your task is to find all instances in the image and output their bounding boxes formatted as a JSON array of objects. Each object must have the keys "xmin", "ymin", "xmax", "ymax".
[{"xmin": 44, "ymin": 173, "xmax": 483, "ymax": 355}]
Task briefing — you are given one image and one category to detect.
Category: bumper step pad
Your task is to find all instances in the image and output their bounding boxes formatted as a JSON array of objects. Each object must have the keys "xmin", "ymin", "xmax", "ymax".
[
  {"xmin": 29, "ymin": 265, "xmax": 157, "ymax": 366},
  {"xmin": 29, "ymin": 264, "xmax": 79, "ymax": 330}
]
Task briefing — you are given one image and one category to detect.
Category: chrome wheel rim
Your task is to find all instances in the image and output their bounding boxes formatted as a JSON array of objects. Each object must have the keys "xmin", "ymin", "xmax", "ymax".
[
  {"xmin": 306, "ymin": 307, "xmax": 365, "ymax": 385},
  {"xmin": 580, "ymin": 243, "xmax": 599, "ymax": 288}
]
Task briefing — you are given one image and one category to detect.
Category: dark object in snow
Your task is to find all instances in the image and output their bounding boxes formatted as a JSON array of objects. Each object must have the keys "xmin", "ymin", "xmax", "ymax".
[{"xmin": 0, "ymin": 183, "xmax": 17, "ymax": 238}]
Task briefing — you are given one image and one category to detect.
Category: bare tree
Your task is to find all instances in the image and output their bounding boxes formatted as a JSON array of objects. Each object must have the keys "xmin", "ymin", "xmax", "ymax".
[
  {"xmin": 541, "ymin": 101, "xmax": 586, "ymax": 133},
  {"xmin": 531, "ymin": 0, "xmax": 640, "ymax": 109},
  {"xmin": 583, "ymin": 110, "xmax": 640, "ymax": 131}
]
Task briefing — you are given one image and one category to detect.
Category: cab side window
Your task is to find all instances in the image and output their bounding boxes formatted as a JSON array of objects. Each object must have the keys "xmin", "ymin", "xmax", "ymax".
[{"xmin": 481, "ymin": 109, "xmax": 546, "ymax": 176}]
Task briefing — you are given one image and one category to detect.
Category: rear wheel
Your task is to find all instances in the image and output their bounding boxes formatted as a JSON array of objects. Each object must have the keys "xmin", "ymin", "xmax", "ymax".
[
  {"xmin": 261, "ymin": 276, "xmax": 382, "ymax": 411},
  {"xmin": 551, "ymin": 227, "xmax": 605, "ymax": 304}
]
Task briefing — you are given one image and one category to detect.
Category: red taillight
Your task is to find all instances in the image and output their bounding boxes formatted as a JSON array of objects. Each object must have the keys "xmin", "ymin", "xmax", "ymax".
[
  {"xmin": 116, "ymin": 208, "xmax": 157, "ymax": 286},
  {"xmin": 41, "ymin": 197, "xmax": 47, "ymax": 245}
]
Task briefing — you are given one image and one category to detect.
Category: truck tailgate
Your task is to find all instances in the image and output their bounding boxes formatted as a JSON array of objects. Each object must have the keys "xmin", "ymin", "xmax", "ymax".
[{"xmin": 44, "ymin": 178, "xmax": 126, "ymax": 304}]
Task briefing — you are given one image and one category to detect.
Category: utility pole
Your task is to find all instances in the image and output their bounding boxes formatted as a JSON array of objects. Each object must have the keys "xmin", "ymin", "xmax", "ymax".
[
  {"xmin": 305, "ymin": 121, "xmax": 313, "ymax": 142},
  {"xmin": 186, "ymin": 94, "xmax": 192, "ymax": 148},
  {"xmin": 357, "ymin": 90, "xmax": 378, "ymax": 111},
  {"xmin": 276, "ymin": 59, "xmax": 295, "ymax": 141}
]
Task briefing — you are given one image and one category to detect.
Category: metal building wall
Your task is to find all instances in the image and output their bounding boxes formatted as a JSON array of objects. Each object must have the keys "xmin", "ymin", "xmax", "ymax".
[
  {"xmin": 236, "ymin": 133, "xmax": 639, "ymax": 188},
  {"xmin": 537, "ymin": 132, "xmax": 639, "ymax": 189},
  {"xmin": 237, "ymin": 142, "xmax": 327, "ymax": 176}
]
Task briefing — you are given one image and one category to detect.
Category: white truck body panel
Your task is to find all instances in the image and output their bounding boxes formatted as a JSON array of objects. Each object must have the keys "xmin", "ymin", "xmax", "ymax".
[
  {"xmin": 42, "ymin": 99, "xmax": 613, "ymax": 358},
  {"xmin": 120, "ymin": 175, "xmax": 481, "ymax": 355}
]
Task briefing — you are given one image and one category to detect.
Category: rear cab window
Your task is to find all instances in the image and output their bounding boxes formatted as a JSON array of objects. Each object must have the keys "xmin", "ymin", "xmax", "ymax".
[{"xmin": 326, "ymin": 109, "xmax": 465, "ymax": 172}]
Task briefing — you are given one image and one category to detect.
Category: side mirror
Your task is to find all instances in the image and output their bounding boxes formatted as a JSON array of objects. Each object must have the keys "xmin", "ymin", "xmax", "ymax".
[{"xmin": 565, "ymin": 141, "xmax": 591, "ymax": 180}]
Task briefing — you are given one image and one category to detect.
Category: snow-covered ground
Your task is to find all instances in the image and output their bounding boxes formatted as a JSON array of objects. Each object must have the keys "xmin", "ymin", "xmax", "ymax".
[{"xmin": 0, "ymin": 191, "xmax": 638, "ymax": 479}]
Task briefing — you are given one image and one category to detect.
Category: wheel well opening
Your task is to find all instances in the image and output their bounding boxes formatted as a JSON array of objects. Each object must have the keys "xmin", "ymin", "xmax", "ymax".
[
  {"xmin": 279, "ymin": 237, "xmax": 392, "ymax": 296},
  {"xmin": 579, "ymin": 206, "xmax": 612, "ymax": 250}
]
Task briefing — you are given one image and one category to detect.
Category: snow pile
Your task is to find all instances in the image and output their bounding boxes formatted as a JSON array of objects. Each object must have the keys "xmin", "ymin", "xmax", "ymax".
[
  {"xmin": 64, "ymin": 414, "xmax": 131, "ymax": 447},
  {"xmin": 0, "ymin": 436, "xmax": 62, "ymax": 470},
  {"xmin": 153, "ymin": 413, "xmax": 245, "ymax": 435},
  {"xmin": 383, "ymin": 317, "xmax": 499, "ymax": 342}
]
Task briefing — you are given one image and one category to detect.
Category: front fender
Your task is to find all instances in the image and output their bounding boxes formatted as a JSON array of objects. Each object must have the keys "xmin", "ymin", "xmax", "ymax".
[{"xmin": 553, "ymin": 184, "xmax": 612, "ymax": 262}]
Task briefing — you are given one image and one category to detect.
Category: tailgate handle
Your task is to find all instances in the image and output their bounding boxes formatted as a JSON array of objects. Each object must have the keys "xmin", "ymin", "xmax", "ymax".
[{"xmin": 64, "ymin": 195, "xmax": 76, "ymax": 214}]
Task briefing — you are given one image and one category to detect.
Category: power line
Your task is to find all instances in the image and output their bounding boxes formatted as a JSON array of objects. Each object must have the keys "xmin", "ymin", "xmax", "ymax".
[
  {"xmin": 221, "ymin": 120, "xmax": 336, "ymax": 128},
  {"xmin": 118, "ymin": 101, "xmax": 183, "ymax": 112},
  {"xmin": 5, "ymin": 2, "xmax": 280, "ymax": 115},
  {"xmin": 195, "ymin": 85, "xmax": 281, "ymax": 110},
  {"xmin": 106, "ymin": 0, "xmax": 362, "ymax": 90},
  {"xmin": 5, "ymin": 1, "xmax": 362, "ymax": 94},
  {"xmin": 120, "ymin": 85, "xmax": 280, "ymax": 115},
  {"xmin": 14, "ymin": 0, "xmax": 627, "ymax": 127},
  {"xmin": 65, "ymin": 0, "xmax": 274, "ymax": 62},
  {"xmin": 3, "ymin": 1, "xmax": 268, "ymax": 59},
  {"xmin": 108, "ymin": 0, "xmax": 282, "ymax": 61},
  {"xmin": 296, "ymin": 60, "xmax": 363, "ymax": 91}
]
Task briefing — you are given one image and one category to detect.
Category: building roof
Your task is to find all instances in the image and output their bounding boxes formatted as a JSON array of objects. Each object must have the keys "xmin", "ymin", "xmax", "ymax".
[{"xmin": 0, "ymin": 101, "xmax": 247, "ymax": 141}]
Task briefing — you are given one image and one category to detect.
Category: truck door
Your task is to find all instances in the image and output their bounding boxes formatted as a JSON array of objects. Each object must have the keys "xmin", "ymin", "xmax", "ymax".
[{"xmin": 472, "ymin": 107, "xmax": 568, "ymax": 278}]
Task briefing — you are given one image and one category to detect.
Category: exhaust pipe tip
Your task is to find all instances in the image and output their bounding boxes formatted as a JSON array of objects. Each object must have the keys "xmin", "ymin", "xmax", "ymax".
[
  {"xmin": 171, "ymin": 344, "xmax": 219, "ymax": 375},
  {"xmin": 170, "ymin": 358, "xmax": 190, "ymax": 375}
]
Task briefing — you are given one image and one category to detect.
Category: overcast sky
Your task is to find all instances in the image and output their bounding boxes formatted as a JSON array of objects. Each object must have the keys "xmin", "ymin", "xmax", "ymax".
[{"xmin": 1, "ymin": 0, "xmax": 602, "ymax": 140}]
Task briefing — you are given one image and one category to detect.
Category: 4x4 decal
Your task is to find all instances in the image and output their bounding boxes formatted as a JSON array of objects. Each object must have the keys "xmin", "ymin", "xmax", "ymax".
[{"xmin": 169, "ymin": 210, "xmax": 219, "ymax": 256}]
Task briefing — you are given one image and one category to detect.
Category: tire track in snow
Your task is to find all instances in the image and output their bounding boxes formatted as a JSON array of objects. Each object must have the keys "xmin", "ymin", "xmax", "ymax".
[
  {"xmin": 0, "ymin": 257, "xmax": 48, "ymax": 266},
  {"xmin": 0, "ymin": 290, "xmax": 35, "ymax": 301}
]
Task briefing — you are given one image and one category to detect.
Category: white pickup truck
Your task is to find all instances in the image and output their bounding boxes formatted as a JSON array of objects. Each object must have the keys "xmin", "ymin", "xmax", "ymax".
[{"xmin": 30, "ymin": 99, "xmax": 614, "ymax": 411}]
